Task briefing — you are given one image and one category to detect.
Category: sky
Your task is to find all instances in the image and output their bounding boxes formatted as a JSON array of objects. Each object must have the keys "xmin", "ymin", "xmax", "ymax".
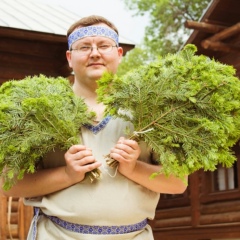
[{"xmin": 33, "ymin": 0, "xmax": 150, "ymax": 45}]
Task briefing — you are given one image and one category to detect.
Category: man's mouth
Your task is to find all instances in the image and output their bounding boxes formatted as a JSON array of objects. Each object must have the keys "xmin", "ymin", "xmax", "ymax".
[{"xmin": 88, "ymin": 63, "xmax": 104, "ymax": 67}]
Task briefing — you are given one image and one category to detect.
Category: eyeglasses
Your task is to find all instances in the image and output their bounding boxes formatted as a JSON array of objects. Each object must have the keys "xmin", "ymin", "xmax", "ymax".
[{"xmin": 70, "ymin": 44, "xmax": 118, "ymax": 55}]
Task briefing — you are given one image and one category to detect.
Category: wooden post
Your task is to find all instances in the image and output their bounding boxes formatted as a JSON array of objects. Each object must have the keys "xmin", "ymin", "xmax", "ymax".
[
  {"xmin": 189, "ymin": 172, "xmax": 200, "ymax": 227},
  {"xmin": 0, "ymin": 195, "xmax": 7, "ymax": 239},
  {"xmin": 18, "ymin": 198, "xmax": 25, "ymax": 240}
]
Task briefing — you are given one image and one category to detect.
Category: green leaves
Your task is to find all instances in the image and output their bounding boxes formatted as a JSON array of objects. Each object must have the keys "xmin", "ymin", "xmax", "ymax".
[
  {"xmin": 97, "ymin": 44, "xmax": 240, "ymax": 180},
  {"xmin": 0, "ymin": 75, "xmax": 95, "ymax": 190},
  {"xmin": 124, "ymin": 0, "xmax": 210, "ymax": 56}
]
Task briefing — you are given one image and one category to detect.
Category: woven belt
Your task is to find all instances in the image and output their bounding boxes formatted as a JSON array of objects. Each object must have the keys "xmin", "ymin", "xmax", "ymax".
[
  {"xmin": 46, "ymin": 214, "xmax": 148, "ymax": 235},
  {"xmin": 33, "ymin": 208, "xmax": 147, "ymax": 237}
]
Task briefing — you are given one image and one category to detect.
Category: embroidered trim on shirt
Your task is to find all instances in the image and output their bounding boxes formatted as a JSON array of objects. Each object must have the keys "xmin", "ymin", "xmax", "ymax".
[
  {"xmin": 47, "ymin": 214, "xmax": 147, "ymax": 235},
  {"xmin": 32, "ymin": 207, "xmax": 40, "ymax": 240},
  {"xmin": 83, "ymin": 115, "xmax": 111, "ymax": 134}
]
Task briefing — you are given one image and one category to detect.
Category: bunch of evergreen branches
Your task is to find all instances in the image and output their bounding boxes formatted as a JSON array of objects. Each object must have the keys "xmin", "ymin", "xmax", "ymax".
[
  {"xmin": 0, "ymin": 75, "xmax": 100, "ymax": 190},
  {"xmin": 97, "ymin": 44, "xmax": 240, "ymax": 180}
]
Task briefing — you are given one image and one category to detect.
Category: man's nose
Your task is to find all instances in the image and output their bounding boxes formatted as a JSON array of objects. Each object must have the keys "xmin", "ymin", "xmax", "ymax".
[{"xmin": 90, "ymin": 47, "xmax": 100, "ymax": 54}]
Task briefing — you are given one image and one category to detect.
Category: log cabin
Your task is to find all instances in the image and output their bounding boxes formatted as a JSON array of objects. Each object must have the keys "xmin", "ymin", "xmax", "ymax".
[{"xmin": 151, "ymin": 0, "xmax": 240, "ymax": 239}]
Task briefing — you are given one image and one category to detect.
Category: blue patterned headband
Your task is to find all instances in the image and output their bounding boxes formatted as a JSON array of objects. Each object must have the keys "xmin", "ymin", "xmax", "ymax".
[{"xmin": 68, "ymin": 25, "xmax": 119, "ymax": 49}]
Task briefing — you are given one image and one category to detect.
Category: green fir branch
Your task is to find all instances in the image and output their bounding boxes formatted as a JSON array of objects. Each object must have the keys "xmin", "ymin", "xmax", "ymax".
[
  {"xmin": 97, "ymin": 44, "xmax": 240, "ymax": 181},
  {"xmin": 0, "ymin": 75, "xmax": 100, "ymax": 190}
]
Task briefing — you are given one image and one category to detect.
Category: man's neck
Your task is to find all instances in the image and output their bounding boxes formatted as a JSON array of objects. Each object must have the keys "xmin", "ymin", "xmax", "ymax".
[
  {"xmin": 72, "ymin": 79, "xmax": 105, "ymax": 122},
  {"xmin": 72, "ymin": 79, "xmax": 97, "ymax": 100}
]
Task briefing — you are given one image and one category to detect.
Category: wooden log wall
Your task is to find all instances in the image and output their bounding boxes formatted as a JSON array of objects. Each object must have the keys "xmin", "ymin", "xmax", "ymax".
[
  {"xmin": 150, "ymin": 155, "xmax": 240, "ymax": 240},
  {"xmin": 0, "ymin": 33, "xmax": 69, "ymax": 84}
]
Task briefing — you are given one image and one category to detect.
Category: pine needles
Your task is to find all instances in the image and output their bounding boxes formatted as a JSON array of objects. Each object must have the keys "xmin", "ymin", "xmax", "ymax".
[
  {"xmin": 97, "ymin": 44, "xmax": 240, "ymax": 180},
  {"xmin": 0, "ymin": 75, "xmax": 100, "ymax": 190}
]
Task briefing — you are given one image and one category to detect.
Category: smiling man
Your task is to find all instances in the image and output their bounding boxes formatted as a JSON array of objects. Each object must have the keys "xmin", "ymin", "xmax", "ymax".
[{"xmin": 1, "ymin": 15, "xmax": 187, "ymax": 240}]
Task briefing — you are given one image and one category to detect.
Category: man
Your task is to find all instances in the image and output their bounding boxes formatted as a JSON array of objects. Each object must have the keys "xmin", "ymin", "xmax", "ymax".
[{"xmin": 1, "ymin": 15, "xmax": 187, "ymax": 239}]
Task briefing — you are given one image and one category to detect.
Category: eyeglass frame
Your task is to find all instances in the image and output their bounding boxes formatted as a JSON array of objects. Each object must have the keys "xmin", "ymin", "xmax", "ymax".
[{"xmin": 70, "ymin": 44, "xmax": 118, "ymax": 56}]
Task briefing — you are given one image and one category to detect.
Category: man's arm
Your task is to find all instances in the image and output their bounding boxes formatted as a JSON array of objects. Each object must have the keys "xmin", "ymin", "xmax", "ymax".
[{"xmin": 0, "ymin": 145, "xmax": 101, "ymax": 198}]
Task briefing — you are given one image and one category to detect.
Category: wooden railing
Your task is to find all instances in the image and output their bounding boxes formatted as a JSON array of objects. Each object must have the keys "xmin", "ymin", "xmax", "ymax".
[{"xmin": 0, "ymin": 195, "xmax": 33, "ymax": 240}]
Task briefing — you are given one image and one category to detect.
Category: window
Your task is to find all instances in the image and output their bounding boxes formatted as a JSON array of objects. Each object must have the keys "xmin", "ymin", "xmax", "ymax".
[
  {"xmin": 200, "ymin": 154, "xmax": 240, "ymax": 203},
  {"xmin": 212, "ymin": 162, "xmax": 238, "ymax": 192}
]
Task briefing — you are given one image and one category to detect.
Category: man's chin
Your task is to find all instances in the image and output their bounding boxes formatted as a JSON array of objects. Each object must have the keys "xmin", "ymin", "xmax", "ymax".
[{"xmin": 89, "ymin": 71, "xmax": 106, "ymax": 80}]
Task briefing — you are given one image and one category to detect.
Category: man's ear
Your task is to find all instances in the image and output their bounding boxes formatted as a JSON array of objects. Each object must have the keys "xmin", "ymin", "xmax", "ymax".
[
  {"xmin": 66, "ymin": 50, "xmax": 72, "ymax": 68},
  {"xmin": 118, "ymin": 47, "xmax": 123, "ymax": 63}
]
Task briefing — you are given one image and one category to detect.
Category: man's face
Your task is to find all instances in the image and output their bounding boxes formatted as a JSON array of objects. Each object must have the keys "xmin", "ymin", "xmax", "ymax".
[{"xmin": 66, "ymin": 24, "xmax": 123, "ymax": 83}]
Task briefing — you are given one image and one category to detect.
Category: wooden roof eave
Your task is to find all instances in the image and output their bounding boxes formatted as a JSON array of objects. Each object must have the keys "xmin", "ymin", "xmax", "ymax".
[
  {"xmin": 0, "ymin": 26, "xmax": 67, "ymax": 43},
  {"xmin": 185, "ymin": 20, "xmax": 240, "ymax": 53}
]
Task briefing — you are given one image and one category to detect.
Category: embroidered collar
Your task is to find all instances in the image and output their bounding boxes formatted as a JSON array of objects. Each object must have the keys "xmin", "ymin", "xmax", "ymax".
[{"xmin": 83, "ymin": 116, "xmax": 111, "ymax": 134}]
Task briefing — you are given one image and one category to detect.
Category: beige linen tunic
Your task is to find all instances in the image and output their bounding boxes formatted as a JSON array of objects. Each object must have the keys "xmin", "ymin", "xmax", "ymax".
[{"xmin": 24, "ymin": 117, "xmax": 160, "ymax": 240}]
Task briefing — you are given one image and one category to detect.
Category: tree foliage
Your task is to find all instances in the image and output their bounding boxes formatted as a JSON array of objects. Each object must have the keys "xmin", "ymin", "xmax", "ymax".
[
  {"xmin": 117, "ymin": 47, "xmax": 150, "ymax": 76},
  {"xmin": 118, "ymin": 0, "xmax": 211, "ymax": 74}
]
